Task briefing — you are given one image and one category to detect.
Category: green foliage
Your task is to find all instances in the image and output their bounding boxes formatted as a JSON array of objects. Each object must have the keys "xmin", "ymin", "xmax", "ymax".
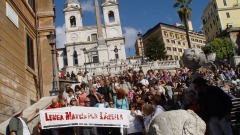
[
  {"xmin": 173, "ymin": 0, "xmax": 192, "ymax": 22},
  {"xmin": 202, "ymin": 38, "xmax": 234, "ymax": 60},
  {"xmin": 145, "ymin": 36, "xmax": 167, "ymax": 61},
  {"xmin": 173, "ymin": 0, "xmax": 192, "ymax": 48}
]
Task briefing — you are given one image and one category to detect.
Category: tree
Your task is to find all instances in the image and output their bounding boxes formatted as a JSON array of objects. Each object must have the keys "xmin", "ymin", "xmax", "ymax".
[
  {"xmin": 145, "ymin": 36, "xmax": 167, "ymax": 61},
  {"xmin": 173, "ymin": 0, "xmax": 192, "ymax": 48},
  {"xmin": 202, "ymin": 37, "xmax": 234, "ymax": 60}
]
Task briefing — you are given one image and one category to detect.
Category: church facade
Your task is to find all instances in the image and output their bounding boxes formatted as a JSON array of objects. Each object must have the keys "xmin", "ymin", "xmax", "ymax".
[{"xmin": 58, "ymin": 0, "xmax": 126, "ymax": 72}]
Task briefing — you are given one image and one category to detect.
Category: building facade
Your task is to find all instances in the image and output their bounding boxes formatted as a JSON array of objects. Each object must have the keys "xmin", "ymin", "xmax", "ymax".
[
  {"xmin": 135, "ymin": 22, "xmax": 206, "ymax": 60},
  {"xmin": 0, "ymin": 0, "xmax": 55, "ymax": 123},
  {"xmin": 57, "ymin": 0, "xmax": 126, "ymax": 72},
  {"xmin": 202, "ymin": 0, "xmax": 240, "ymax": 44}
]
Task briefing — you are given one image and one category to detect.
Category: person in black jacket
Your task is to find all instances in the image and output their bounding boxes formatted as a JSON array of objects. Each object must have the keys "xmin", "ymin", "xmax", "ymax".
[{"xmin": 192, "ymin": 77, "xmax": 233, "ymax": 135}]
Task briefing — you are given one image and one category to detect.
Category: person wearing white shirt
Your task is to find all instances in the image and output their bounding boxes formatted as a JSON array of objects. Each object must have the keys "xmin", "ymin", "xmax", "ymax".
[
  {"xmin": 127, "ymin": 103, "xmax": 143, "ymax": 135},
  {"xmin": 66, "ymin": 88, "xmax": 78, "ymax": 105},
  {"xmin": 8, "ymin": 106, "xmax": 39, "ymax": 135}
]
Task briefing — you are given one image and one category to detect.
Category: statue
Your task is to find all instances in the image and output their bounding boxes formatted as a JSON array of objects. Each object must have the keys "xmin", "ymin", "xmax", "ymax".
[
  {"xmin": 182, "ymin": 48, "xmax": 207, "ymax": 72},
  {"xmin": 148, "ymin": 110, "xmax": 206, "ymax": 135}
]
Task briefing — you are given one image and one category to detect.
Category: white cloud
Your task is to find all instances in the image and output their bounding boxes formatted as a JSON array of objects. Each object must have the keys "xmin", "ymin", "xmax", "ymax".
[
  {"xmin": 56, "ymin": 24, "xmax": 66, "ymax": 48},
  {"xmin": 123, "ymin": 27, "xmax": 141, "ymax": 48},
  {"xmin": 82, "ymin": 0, "xmax": 95, "ymax": 13}
]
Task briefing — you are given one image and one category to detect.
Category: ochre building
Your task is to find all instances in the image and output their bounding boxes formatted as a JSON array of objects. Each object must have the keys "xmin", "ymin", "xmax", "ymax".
[{"xmin": 0, "ymin": 0, "xmax": 55, "ymax": 123}]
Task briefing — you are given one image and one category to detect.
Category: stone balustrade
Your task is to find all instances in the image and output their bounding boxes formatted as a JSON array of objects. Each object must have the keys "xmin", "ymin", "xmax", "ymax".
[{"xmin": 63, "ymin": 60, "xmax": 180, "ymax": 76}]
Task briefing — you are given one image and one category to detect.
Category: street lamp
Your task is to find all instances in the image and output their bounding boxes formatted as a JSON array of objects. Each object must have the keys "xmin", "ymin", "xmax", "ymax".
[
  {"xmin": 137, "ymin": 32, "xmax": 147, "ymax": 65},
  {"xmin": 47, "ymin": 32, "xmax": 59, "ymax": 96},
  {"xmin": 83, "ymin": 48, "xmax": 87, "ymax": 73}
]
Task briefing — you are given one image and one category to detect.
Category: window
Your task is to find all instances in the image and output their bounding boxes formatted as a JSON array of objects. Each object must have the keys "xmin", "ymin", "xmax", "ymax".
[
  {"xmin": 70, "ymin": 16, "xmax": 76, "ymax": 27},
  {"xmin": 175, "ymin": 34, "xmax": 180, "ymax": 39},
  {"xmin": 167, "ymin": 47, "xmax": 171, "ymax": 51},
  {"xmin": 93, "ymin": 56, "xmax": 99, "ymax": 63},
  {"xmin": 213, "ymin": 3, "xmax": 216, "ymax": 9},
  {"xmin": 63, "ymin": 49, "xmax": 68, "ymax": 66},
  {"xmin": 91, "ymin": 34, "xmax": 97, "ymax": 41},
  {"xmin": 183, "ymin": 42, "xmax": 185, "ymax": 45},
  {"xmin": 223, "ymin": 0, "xmax": 227, "ymax": 6},
  {"xmin": 73, "ymin": 50, "xmax": 78, "ymax": 65},
  {"xmin": 226, "ymin": 12, "xmax": 230, "ymax": 18},
  {"xmin": 108, "ymin": 11, "xmax": 115, "ymax": 22},
  {"xmin": 164, "ymin": 32, "xmax": 168, "ymax": 37},
  {"xmin": 178, "ymin": 41, "xmax": 181, "ymax": 45},
  {"xmin": 171, "ymin": 40, "xmax": 175, "ymax": 44},
  {"xmin": 178, "ymin": 48, "xmax": 182, "ymax": 52},
  {"xmin": 216, "ymin": 15, "xmax": 219, "ymax": 21},
  {"xmin": 199, "ymin": 40, "xmax": 202, "ymax": 43},
  {"xmin": 175, "ymin": 56, "xmax": 178, "ymax": 60},
  {"xmin": 195, "ymin": 39, "xmax": 198, "ymax": 42},
  {"xmin": 191, "ymin": 38, "xmax": 194, "ymax": 41},
  {"xmin": 182, "ymin": 35, "xmax": 186, "ymax": 40},
  {"xmin": 173, "ymin": 47, "xmax": 177, "ymax": 51},
  {"xmin": 27, "ymin": 34, "xmax": 34, "ymax": 69},
  {"xmin": 28, "ymin": 0, "xmax": 35, "ymax": 12},
  {"xmin": 166, "ymin": 39, "xmax": 170, "ymax": 43},
  {"xmin": 213, "ymin": 20, "xmax": 215, "ymax": 25},
  {"xmin": 170, "ymin": 33, "xmax": 174, "ymax": 38}
]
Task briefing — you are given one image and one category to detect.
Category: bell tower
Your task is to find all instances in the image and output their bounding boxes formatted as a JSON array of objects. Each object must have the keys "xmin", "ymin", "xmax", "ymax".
[
  {"xmin": 64, "ymin": 0, "xmax": 82, "ymax": 43},
  {"xmin": 102, "ymin": 0, "xmax": 123, "ymax": 38}
]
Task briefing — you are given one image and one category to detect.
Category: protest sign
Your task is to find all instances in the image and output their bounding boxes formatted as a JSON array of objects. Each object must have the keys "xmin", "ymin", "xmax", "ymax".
[{"xmin": 40, "ymin": 106, "xmax": 130, "ymax": 129}]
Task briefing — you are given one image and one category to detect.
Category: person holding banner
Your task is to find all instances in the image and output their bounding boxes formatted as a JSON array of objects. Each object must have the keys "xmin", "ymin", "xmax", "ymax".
[
  {"xmin": 114, "ymin": 88, "xmax": 129, "ymax": 110},
  {"xmin": 112, "ymin": 88, "xmax": 129, "ymax": 135},
  {"xmin": 127, "ymin": 103, "xmax": 143, "ymax": 135},
  {"xmin": 80, "ymin": 97, "xmax": 98, "ymax": 135}
]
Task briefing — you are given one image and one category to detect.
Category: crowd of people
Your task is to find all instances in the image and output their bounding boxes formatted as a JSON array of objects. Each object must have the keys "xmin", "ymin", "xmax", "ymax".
[{"xmin": 9, "ymin": 62, "xmax": 240, "ymax": 135}]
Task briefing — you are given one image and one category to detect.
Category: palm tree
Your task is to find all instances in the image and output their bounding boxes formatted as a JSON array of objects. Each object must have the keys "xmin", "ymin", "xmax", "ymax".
[{"xmin": 173, "ymin": 0, "xmax": 192, "ymax": 48}]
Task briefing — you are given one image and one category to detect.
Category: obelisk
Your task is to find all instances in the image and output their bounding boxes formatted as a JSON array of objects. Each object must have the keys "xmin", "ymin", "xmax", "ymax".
[
  {"xmin": 94, "ymin": 0, "xmax": 108, "ymax": 62},
  {"xmin": 95, "ymin": 0, "xmax": 105, "ymax": 46}
]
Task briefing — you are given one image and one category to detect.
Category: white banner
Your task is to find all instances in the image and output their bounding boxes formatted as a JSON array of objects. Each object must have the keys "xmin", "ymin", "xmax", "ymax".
[{"xmin": 40, "ymin": 106, "xmax": 130, "ymax": 129}]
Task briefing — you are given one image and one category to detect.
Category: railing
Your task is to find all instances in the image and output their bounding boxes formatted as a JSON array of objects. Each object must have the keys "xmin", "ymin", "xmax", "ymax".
[{"xmin": 63, "ymin": 60, "xmax": 180, "ymax": 76}]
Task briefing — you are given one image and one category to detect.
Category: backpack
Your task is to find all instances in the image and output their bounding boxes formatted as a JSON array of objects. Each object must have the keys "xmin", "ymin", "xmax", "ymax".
[{"xmin": 6, "ymin": 118, "xmax": 20, "ymax": 135}]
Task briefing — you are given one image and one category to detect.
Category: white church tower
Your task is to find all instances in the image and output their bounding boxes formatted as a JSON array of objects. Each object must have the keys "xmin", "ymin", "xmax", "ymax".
[
  {"xmin": 102, "ymin": 0, "xmax": 126, "ymax": 61},
  {"xmin": 58, "ymin": 0, "xmax": 126, "ymax": 73},
  {"xmin": 64, "ymin": 0, "xmax": 82, "ymax": 44}
]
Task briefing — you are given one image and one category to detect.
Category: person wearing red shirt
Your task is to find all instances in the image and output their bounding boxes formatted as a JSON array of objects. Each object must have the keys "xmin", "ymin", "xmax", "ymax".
[{"xmin": 47, "ymin": 98, "xmax": 61, "ymax": 109}]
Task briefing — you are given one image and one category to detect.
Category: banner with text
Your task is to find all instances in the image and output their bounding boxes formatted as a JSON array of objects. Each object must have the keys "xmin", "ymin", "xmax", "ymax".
[{"xmin": 40, "ymin": 106, "xmax": 130, "ymax": 129}]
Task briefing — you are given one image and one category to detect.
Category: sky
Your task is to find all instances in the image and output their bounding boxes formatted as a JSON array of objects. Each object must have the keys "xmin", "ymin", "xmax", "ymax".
[{"xmin": 55, "ymin": 0, "xmax": 210, "ymax": 56}]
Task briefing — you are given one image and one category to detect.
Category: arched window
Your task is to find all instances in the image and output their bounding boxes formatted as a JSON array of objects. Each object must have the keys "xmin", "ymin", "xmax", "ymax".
[
  {"xmin": 114, "ymin": 46, "xmax": 119, "ymax": 59},
  {"xmin": 108, "ymin": 11, "xmax": 115, "ymax": 22},
  {"xmin": 70, "ymin": 16, "xmax": 76, "ymax": 27},
  {"xmin": 73, "ymin": 50, "xmax": 78, "ymax": 65}
]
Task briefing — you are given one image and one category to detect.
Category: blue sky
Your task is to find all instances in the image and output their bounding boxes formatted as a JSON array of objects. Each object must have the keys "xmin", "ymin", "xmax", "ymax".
[{"xmin": 55, "ymin": 0, "xmax": 210, "ymax": 56}]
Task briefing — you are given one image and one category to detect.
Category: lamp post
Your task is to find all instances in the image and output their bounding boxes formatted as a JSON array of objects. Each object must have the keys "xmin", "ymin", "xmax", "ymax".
[
  {"xmin": 83, "ymin": 48, "xmax": 87, "ymax": 73},
  {"xmin": 137, "ymin": 32, "xmax": 147, "ymax": 65},
  {"xmin": 47, "ymin": 32, "xmax": 59, "ymax": 96}
]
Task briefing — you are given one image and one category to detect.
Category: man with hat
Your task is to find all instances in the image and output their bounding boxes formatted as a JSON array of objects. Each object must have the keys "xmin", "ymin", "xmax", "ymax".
[{"xmin": 8, "ymin": 106, "xmax": 39, "ymax": 135}]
